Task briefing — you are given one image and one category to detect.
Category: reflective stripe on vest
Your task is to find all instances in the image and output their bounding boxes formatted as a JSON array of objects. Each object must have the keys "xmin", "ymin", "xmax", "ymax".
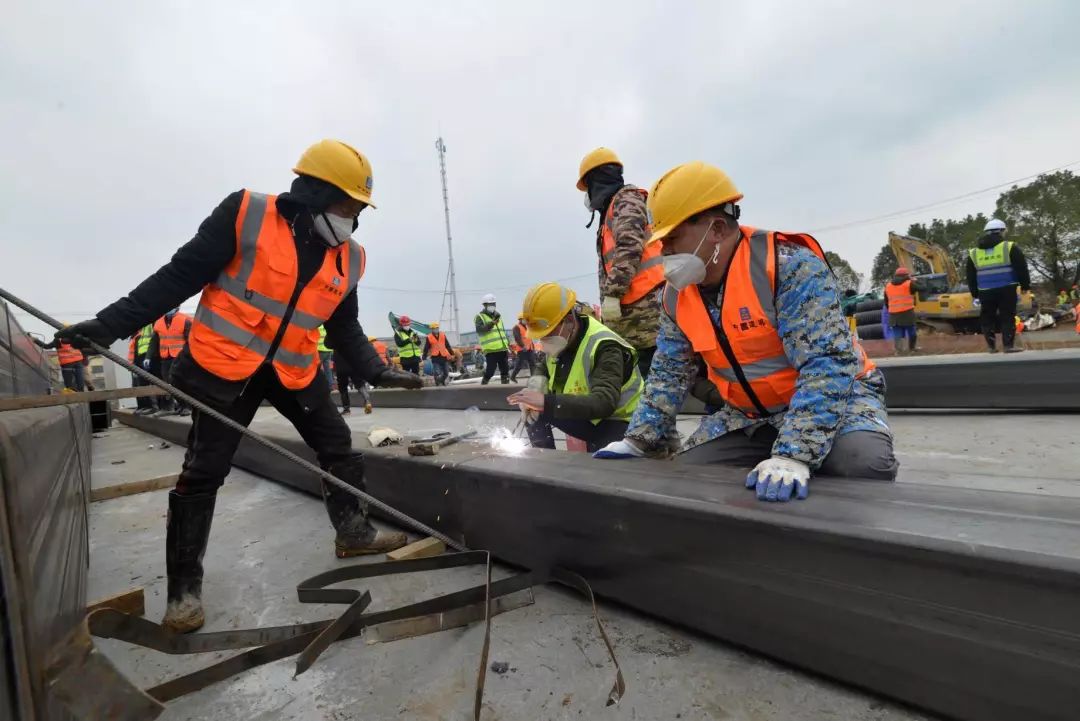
[
  {"xmin": 544, "ymin": 316, "xmax": 642, "ymax": 424},
  {"xmin": 153, "ymin": 314, "xmax": 189, "ymax": 358},
  {"xmin": 884, "ymin": 279, "xmax": 915, "ymax": 314},
  {"xmin": 661, "ymin": 226, "xmax": 875, "ymax": 417},
  {"xmin": 427, "ymin": 332, "xmax": 452, "ymax": 358},
  {"xmin": 396, "ymin": 330, "xmax": 421, "ymax": 358},
  {"xmin": 599, "ymin": 187, "xmax": 663, "ymax": 305},
  {"xmin": 135, "ymin": 324, "xmax": 154, "ymax": 356},
  {"xmin": 188, "ymin": 190, "xmax": 364, "ymax": 388},
  {"xmin": 969, "ymin": 241, "xmax": 1017, "ymax": 290},
  {"xmin": 477, "ymin": 312, "xmax": 509, "ymax": 353},
  {"xmin": 57, "ymin": 342, "xmax": 83, "ymax": 365}
]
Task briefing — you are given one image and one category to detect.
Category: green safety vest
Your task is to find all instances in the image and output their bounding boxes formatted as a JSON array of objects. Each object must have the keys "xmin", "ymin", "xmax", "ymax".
[
  {"xmin": 476, "ymin": 312, "xmax": 509, "ymax": 353},
  {"xmin": 395, "ymin": 329, "xmax": 421, "ymax": 359},
  {"xmin": 136, "ymin": 324, "xmax": 153, "ymax": 356},
  {"xmin": 545, "ymin": 316, "xmax": 642, "ymax": 424},
  {"xmin": 969, "ymin": 241, "xmax": 1017, "ymax": 291},
  {"xmin": 318, "ymin": 326, "xmax": 330, "ymax": 353}
]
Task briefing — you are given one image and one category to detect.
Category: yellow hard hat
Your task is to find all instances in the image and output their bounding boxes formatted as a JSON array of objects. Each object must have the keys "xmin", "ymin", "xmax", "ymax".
[
  {"xmin": 293, "ymin": 139, "xmax": 377, "ymax": 207},
  {"xmin": 646, "ymin": 161, "xmax": 742, "ymax": 245},
  {"xmin": 521, "ymin": 282, "xmax": 577, "ymax": 339},
  {"xmin": 576, "ymin": 147, "xmax": 622, "ymax": 191},
  {"xmin": 430, "ymin": 321, "xmax": 440, "ymax": 329},
  {"xmin": 367, "ymin": 335, "xmax": 377, "ymax": 342}
]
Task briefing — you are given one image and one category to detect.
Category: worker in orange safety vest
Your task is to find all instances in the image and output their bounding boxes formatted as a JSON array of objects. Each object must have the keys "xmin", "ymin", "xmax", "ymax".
[
  {"xmin": 423, "ymin": 321, "xmax": 454, "ymax": 386},
  {"xmin": 152, "ymin": 308, "xmax": 192, "ymax": 415},
  {"xmin": 883, "ymin": 267, "xmax": 922, "ymax": 355},
  {"xmin": 55, "ymin": 139, "xmax": 422, "ymax": 634}
]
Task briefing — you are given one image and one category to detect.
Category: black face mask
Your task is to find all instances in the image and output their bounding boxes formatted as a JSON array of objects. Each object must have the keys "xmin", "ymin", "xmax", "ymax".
[{"xmin": 584, "ymin": 164, "xmax": 625, "ymax": 213}]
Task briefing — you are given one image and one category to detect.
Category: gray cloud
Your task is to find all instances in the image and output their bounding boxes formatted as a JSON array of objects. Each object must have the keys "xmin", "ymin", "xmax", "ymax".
[{"xmin": 3, "ymin": 1, "xmax": 1078, "ymax": 341}]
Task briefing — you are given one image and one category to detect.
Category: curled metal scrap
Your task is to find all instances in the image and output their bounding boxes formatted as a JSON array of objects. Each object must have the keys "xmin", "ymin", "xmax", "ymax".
[{"xmin": 44, "ymin": 553, "xmax": 623, "ymax": 720}]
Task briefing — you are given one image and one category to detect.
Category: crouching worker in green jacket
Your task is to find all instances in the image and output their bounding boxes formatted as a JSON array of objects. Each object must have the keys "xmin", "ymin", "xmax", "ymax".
[{"xmin": 508, "ymin": 282, "xmax": 643, "ymax": 452}]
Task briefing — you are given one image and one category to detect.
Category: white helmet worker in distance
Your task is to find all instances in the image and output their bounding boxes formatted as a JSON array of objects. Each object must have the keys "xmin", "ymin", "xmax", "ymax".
[{"xmin": 984, "ymin": 218, "xmax": 1007, "ymax": 233}]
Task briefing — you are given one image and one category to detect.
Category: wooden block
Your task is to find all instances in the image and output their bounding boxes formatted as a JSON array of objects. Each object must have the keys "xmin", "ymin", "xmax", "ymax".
[
  {"xmin": 86, "ymin": 588, "xmax": 145, "ymax": 617},
  {"xmin": 90, "ymin": 474, "xmax": 178, "ymax": 502},
  {"xmin": 386, "ymin": 537, "xmax": 445, "ymax": 561},
  {"xmin": 367, "ymin": 588, "xmax": 534, "ymax": 644},
  {"xmin": 0, "ymin": 386, "xmax": 166, "ymax": 411}
]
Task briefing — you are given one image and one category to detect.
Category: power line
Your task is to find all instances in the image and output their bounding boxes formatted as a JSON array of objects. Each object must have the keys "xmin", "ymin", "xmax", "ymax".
[{"xmin": 808, "ymin": 159, "xmax": 1080, "ymax": 234}]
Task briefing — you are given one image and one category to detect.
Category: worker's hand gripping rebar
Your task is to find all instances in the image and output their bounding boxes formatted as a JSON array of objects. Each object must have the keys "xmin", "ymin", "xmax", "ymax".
[{"xmin": 0, "ymin": 286, "xmax": 465, "ymax": 552}]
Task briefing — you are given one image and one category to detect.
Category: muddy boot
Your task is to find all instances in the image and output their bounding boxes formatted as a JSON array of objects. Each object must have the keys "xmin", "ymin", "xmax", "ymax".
[
  {"xmin": 162, "ymin": 491, "xmax": 216, "ymax": 633},
  {"xmin": 323, "ymin": 454, "xmax": 406, "ymax": 558},
  {"xmin": 893, "ymin": 338, "xmax": 905, "ymax": 356}
]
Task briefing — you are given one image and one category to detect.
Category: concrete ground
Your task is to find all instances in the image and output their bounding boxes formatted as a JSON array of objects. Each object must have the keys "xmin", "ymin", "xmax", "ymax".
[{"xmin": 90, "ymin": 424, "xmax": 938, "ymax": 721}]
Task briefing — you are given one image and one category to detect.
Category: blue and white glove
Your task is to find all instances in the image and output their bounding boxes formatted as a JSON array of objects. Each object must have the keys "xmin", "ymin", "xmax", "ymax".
[
  {"xmin": 746, "ymin": 457, "xmax": 810, "ymax": 502},
  {"xmin": 593, "ymin": 439, "xmax": 645, "ymax": 460},
  {"xmin": 142, "ymin": 358, "xmax": 151, "ymax": 370}
]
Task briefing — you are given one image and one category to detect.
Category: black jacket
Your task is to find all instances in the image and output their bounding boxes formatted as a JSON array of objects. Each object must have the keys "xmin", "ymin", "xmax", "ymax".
[
  {"xmin": 965, "ymin": 233, "xmax": 1031, "ymax": 295},
  {"xmin": 96, "ymin": 190, "xmax": 386, "ymax": 407}
]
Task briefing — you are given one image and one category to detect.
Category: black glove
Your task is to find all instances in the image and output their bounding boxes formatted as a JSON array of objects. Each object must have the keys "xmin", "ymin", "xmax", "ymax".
[
  {"xmin": 55, "ymin": 319, "xmax": 117, "ymax": 351},
  {"xmin": 376, "ymin": 368, "xmax": 423, "ymax": 390},
  {"xmin": 491, "ymin": 310, "xmax": 501, "ymax": 320}
]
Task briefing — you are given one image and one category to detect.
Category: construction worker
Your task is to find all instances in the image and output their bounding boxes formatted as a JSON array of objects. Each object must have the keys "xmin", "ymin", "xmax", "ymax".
[
  {"xmin": 55, "ymin": 139, "xmax": 421, "ymax": 633},
  {"xmin": 509, "ymin": 313, "xmax": 537, "ymax": 382},
  {"xmin": 333, "ymin": 349, "xmax": 372, "ymax": 415},
  {"xmin": 594, "ymin": 161, "xmax": 897, "ymax": 503},
  {"xmin": 132, "ymin": 323, "xmax": 157, "ymax": 414},
  {"xmin": 34, "ymin": 333, "xmax": 91, "ymax": 391},
  {"xmin": 1072, "ymin": 285, "xmax": 1080, "ymax": 302},
  {"xmin": 884, "ymin": 267, "xmax": 921, "ymax": 355},
  {"xmin": 393, "ymin": 316, "xmax": 423, "ymax": 374},
  {"xmin": 509, "ymin": 283, "xmax": 642, "ymax": 451},
  {"xmin": 423, "ymin": 321, "xmax": 454, "ymax": 386},
  {"xmin": 152, "ymin": 308, "xmax": 192, "ymax": 415},
  {"xmin": 1057, "ymin": 289, "xmax": 1070, "ymax": 307},
  {"xmin": 475, "ymin": 293, "xmax": 510, "ymax": 384},
  {"xmin": 965, "ymin": 218, "xmax": 1030, "ymax": 353},
  {"xmin": 578, "ymin": 148, "xmax": 663, "ymax": 379},
  {"xmin": 317, "ymin": 326, "xmax": 334, "ymax": 386},
  {"xmin": 370, "ymin": 335, "xmax": 389, "ymax": 365}
]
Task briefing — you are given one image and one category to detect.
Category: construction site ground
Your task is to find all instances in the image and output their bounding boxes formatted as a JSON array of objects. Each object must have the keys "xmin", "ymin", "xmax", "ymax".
[{"xmin": 88, "ymin": 406, "xmax": 1076, "ymax": 721}]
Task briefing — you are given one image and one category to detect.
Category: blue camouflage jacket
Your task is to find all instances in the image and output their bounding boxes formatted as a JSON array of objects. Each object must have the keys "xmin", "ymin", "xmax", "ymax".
[{"xmin": 624, "ymin": 242, "xmax": 891, "ymax": 468}]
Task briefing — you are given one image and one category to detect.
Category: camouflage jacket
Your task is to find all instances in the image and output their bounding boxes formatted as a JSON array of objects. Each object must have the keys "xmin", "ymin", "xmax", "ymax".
[
  {"xmin": 624, "ymin": 242, "xmax": 891, "ymax": 468},
  {"xmin": 597, "ymin": 185, "xmax": 662, "ymax": 350}
]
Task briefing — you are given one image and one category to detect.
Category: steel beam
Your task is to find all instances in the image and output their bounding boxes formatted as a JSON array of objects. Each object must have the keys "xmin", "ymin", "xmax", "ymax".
[{"xmin": 117, "ymin": 410, "xmax": 1080, "ymax": 721}]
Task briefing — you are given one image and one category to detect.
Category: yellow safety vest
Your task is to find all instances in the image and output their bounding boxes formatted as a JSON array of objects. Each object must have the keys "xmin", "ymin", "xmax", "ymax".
[
  {"xmin": 135, "ymin": 324, "xmax": 154, "ymax": 356},
  {"xmin": 545, "ymin": 316, "xmax": 642, "ymax": 424},
  {"xmin": 476, "ymin": 312, "xmax": 509, "ymax": 353},
  {"xmin": 395, "ymin": 329, "xmax": 421, "ymax": 359},
  {"xmin": 317, "ymin": 326, "xmax": 330, "ymax": 353}
]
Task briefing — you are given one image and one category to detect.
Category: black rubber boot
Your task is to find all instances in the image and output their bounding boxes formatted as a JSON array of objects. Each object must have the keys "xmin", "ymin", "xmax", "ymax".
[
  {"xmin": 323, "ymin": 454, "xmax": 406, "ymax": 558},
  {"xmin": 162, "ymin": 490, "xmax": 216, "ymax": 633}
]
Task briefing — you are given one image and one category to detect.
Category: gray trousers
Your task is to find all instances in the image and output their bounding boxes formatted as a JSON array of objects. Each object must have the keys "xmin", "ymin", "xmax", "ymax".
[{"xmin": 677, "ymin": 424, "xmax": 898, "ymax": 480}]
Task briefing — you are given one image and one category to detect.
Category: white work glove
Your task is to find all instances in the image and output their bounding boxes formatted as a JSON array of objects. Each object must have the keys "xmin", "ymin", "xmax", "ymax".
[
  {"xmin": 601, "ymin": 296, "xmax": 623, "ymax": 322},
  {"xmin": 593, "ymin": 439, "xmax": 645, "ymax": 460},
  {"xmin": 746, "ymin": 457, "xmax": 810, "ymax": 502},
  {"xmin": 521, "ymin": 375, "xmax": 546, "ymax": 424}
]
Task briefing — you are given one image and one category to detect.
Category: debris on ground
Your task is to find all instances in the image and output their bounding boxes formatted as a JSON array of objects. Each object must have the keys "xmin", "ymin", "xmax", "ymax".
[
  {"xmin": 490, "ymin": 660, "xmax": 510, "ymax": 675},
  {"xmin": 368, "ymin": 427, "xmax": 404, "ymax": 447}
]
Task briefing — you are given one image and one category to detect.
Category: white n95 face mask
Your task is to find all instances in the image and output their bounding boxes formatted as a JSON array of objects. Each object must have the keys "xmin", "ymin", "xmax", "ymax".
[
  {"xmin": 313, "ymin": 212, "xmax": 354, "ymax": 248},
  {"xmin": 662, "ymin": 220, "xmax": 717, "ymax": 291},
  {"xmin": 539, "ymin": 335, "xmax": 568, "ymax": 356}
]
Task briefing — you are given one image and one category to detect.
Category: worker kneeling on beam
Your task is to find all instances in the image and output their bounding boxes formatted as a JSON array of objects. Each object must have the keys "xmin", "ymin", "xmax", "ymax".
[
  {"xmin": 55, "ymin": 139, "xmax": 422, "ymax": 633},
  {"xmin": 594, "ymin": 161, "xmax": 898, "ymax": 502},
  {"xmin": 508, "ymin": 282, "xmax": 643, "ymax": 452}
]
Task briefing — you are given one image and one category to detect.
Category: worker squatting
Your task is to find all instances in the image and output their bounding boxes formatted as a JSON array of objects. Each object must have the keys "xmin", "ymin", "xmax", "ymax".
[{"xmin": 57, "ymin": 140, "xmax": 982, "ymax": 635}]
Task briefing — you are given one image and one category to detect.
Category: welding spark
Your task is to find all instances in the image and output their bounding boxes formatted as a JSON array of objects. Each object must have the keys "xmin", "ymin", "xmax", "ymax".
[{"xmin": 489, "ymin": 427, "xmax": 528, "ymax": 456}]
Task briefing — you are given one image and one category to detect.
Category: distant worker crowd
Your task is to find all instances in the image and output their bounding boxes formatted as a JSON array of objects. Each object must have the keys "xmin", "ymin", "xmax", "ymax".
[{"xmin": 56, "ymin": 138, "xmax": 1048, "ymax": 636}]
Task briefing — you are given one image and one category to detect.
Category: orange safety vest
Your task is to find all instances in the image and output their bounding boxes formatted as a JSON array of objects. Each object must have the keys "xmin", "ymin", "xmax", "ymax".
[
  {"xmin": 662, "ymin": 226, "xmax": 875, "ymax": 418},
  {"xmin": 153, "ymin": 313, "xmax": 190, "ymax": 359},
  {"xmin": 57, "ymin": 342, "xmax": 83, "ymax": 366},
  {"xmin": 127, "ymin": 336, "xmax": 138, "ymax": 363},
  {"xmin": 372, "ymin": 340, "xmax": 389, "ymax": 364},
  {"xmin": 515, "ymin": 321, "xmax": 534, "ymax": 352},
  {"xmin": 884, "ymin": 279, "xmax": 915, "ymax": 314},
  {"xmin": 426, "ymin": 331, "xmax": 452, "ymax": 359},
  {"xmin": 1076, "ymin": 304, "xmax": 1080, "ymax": 334},
  {"xmin": 188, "ymin": 190, "xmax": 365, "ymax": 389},
  {"xmin": 600, "ymin": 187, "xmax": 663, "ymax": 305}
]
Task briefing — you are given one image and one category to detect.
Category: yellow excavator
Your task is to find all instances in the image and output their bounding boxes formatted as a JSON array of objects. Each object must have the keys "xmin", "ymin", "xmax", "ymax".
[{"xmin": 887, "ymin": 232, "xmax": 1034, "ymax": 333}]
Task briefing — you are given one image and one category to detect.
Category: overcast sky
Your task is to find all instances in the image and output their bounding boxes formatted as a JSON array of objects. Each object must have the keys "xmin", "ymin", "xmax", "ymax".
[{"xmin": 3, "ymin": 1, "xmax": 1079, "ymax": 341}]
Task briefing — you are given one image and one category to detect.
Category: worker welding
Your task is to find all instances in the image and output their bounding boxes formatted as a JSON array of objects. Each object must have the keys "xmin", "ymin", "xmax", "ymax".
[{"xmin": 2, "ymin": 5, "xmax": 1078, "ymax": 720}]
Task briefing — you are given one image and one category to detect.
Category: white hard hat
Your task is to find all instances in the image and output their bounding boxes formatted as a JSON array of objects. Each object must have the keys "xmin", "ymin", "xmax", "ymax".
[
  {"xmin": 984, "ymin": 218, "xmax": 1007, "ymax": 232},
  {"xmin": 481, "ymin": 293, "xmax": 497, "ymax": 304}
]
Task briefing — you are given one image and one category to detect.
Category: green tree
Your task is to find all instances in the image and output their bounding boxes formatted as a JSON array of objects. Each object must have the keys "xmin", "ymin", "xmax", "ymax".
[
  {"xmin": 906, "ymin": 213, "xmax": 989, "ymax": 274},
  {"xmin": 995, "ymin": 170, "xmax": 1080, "ymax": 289},
  {"xmin": 824, "ymin": 251, "xmax": 863, "ymax": 292},
  {"xmin": 870, "ymin": 244, "xmax": 897, "ymax": 287}
]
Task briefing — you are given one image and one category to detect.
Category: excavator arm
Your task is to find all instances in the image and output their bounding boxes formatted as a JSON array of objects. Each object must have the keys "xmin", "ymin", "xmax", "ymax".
[{"xmin": 887, "ymin": 232, "xmax": 961, "ymax": 287}]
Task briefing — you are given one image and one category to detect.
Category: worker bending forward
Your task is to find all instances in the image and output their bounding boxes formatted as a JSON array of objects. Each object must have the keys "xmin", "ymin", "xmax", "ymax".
[
  {"xmin": 56, "ymin": 140, "xmax": 421, "ymax": 633},
  {"xmin": 509, "ymin": 283, "xmax": 642, "ymax": 452},
  {"xmin": 595, "ymin": 162, "xmax": 898, "ymax": 502}
]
